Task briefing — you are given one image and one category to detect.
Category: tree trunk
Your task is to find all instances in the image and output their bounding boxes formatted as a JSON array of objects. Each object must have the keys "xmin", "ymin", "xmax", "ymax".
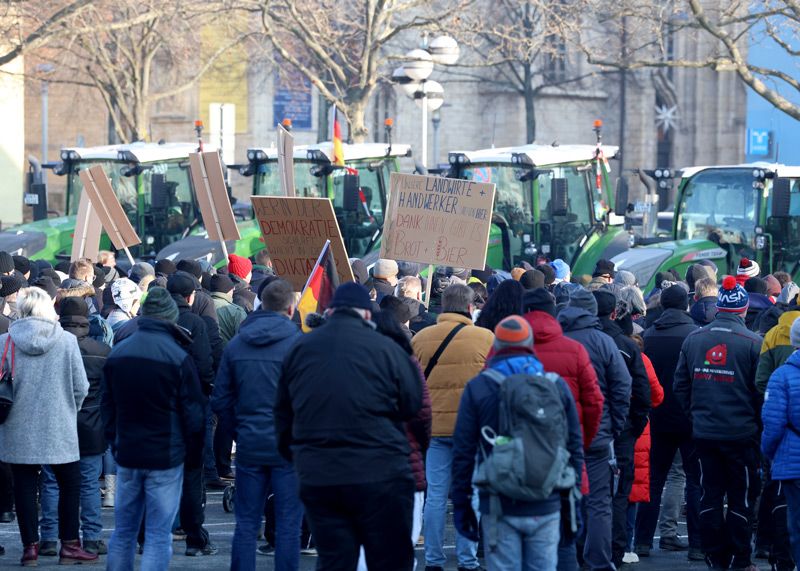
[
  {"xmin": 347, "ymin": 98, "xmax": 369, "ymax": 143},
  {"xmin": 524, "ymin": 64, "xmax": 536, "ymax": 144}
]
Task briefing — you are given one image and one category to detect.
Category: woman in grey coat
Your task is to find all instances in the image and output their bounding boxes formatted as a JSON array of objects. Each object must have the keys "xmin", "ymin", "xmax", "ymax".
[{"xmin": 0, "ymin": 287, "xmax": 98, "ymax": 566}]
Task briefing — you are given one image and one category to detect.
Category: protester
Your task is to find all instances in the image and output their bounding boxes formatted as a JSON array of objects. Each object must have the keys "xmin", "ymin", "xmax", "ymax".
[
  {"xmin": 557, "ymin": 288, "xmax": 631, "ymax": 571},
  {"xmin": 128, "ymin": 261, "xmax": 155, "ymax": 285},
  {"xmin": 550, "ymin": 259, "xmax": 571, "ymax": 284},
  {"xmin": 761, "ymin": 317, "xmax": 800, "ymax": 570},
  {"xmin": 212, "ymin": 280, "xmax": 303, "ymax": 571},
  {"xmin": 275, "ymin": 282, "xmax": 422, "ymax": 570},
  {"xmin": 744, "ymin": 276, "xmax": 773, "ymax": 331},
  {"xmin": 227, "ymin": 254, "xmax": 256, "ymax": 312},
  {"xmin": 103, "ymin": 287, "xmax": 205, "ymax": 570},
  {"xmin": 635, "ymin": 284, "xmax": 703, "ymax": 560},
  {"xmin": 587, "ymin": 259, "xmax": 615, "ymax": 290},
  {"xmin": 412, "ymin": 284, "xmax": 493, "ymax": 571},
  {"xmin": 0, "ymin": 287, "xmax": 96, "ymax": 566},
  {"xmin": 1, "ymin": 274, "xmax": 26, "ymax": 320},
  {"xmin": 379, "ymin": 295, "xmax": 414, "ymax": 339},
  {"xmin": 452, "ymin": 316, "xmax": 584, "ymax": 571},
  {"xmin": 107, "ymin": 278, "xmax": 142, "ymax": 332},
  {"xmin": 519, "ymin": 268, "xmax": 545, "ymax": 290},
  {"xmin": 674, "ymin": 276, "xmax": 763, "ymax": 571},
  {"xmin": 209, "ymin": 274, "xmax": 247, "ymax": 344},
  {"xmin": 373, "ymin": 258, "xmax": 400, "ymax": 300},
  {"xmin": 475, "ymin": 279, "xmax": 524, "ymax": 332},
  {"xmin": 396, "ymin": 275, "xmax": 437, "ymax": 334},
  {"xmin": 155, "ymin": 259, "xmax": 177, "ymax": 279},
  {"xmin": 689, "ymin": 277, "xmax": 718, "ymax": 326},
  {"xmin": 756, "ymin": 281, "xmax": 800, "ymax": 335},
  {"xmin": 736, "ymin": 257, "xmax": 760, "ymax": 286}
]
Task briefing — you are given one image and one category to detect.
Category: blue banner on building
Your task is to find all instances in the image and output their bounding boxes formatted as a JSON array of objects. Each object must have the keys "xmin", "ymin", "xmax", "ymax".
[
  {"xmin": 747, "ymin": 129, "xmax": 771, "ymax": 156},
  {"xmin": 273, "ymin": 71, "xmax": 313, "ymax": 131}
]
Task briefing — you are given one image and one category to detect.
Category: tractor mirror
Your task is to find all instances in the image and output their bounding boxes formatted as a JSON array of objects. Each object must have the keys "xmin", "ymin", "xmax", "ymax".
[
  {"xmin": 614, "ymin": 178, "xmax": 629, "ymax": 216},
  {"xmin": 551, "ymin": 178, "xmax": 568, "ymax": 216},
  {"xmin": 772, "ymin": 178, "xmax": 791, "ymax": 218},
  {"xmin": 342, "ymin": 173, "xmax": 361, "ymax": 212}
]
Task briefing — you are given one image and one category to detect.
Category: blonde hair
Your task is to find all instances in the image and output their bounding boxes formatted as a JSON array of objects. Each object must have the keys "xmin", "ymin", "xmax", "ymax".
[
  {"xmin": 17, "ymin": 287, "xmax": 58, "ymax": 321},
  {"xmin": 694, "ymin": 277, "xmax": 718, "ymax": 299},
  {"xmin": 396, "ymin": 276, "xmax": 422, "ymax": 299},
  {"xmin": 97, "ymin": 251, "xmax": 115, "ymax": 265},
  {"xmin": 138, "ymin": 275, "xmax": 155, "ymax": 292},
  {"xmin": 69, "ymin": 259, "xmax": 94, "ymax": 282}
]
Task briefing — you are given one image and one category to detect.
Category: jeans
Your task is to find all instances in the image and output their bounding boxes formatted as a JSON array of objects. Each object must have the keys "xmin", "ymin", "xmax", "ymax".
[
  {"xmin": 581, "ymin": 447, "xmax": 614, "ymax": 571},
  {"xmin": 783, "ymin": 479, "xmax": 800, "ymax": 569},
  {"xmin": 482, "ymin": 511, "xmax": 560, "ymax": 571},
  {"xmin": 12, "ymin": 462, "xmax": 81, "ymax": 546},
  {"xmin": 231, "ymin": 462, "xmax": 303, "ymax": 571},
  {"xmin": 657, "ymin": 451, "xmax": 684, "ymax": 539},
  {"xmin": 40, "ymin": 455, "xmax": 103, "ymax": 542},
  {"xmin": 424, "ymin": 437, "xmax": 480, "ymax": 568},
  {"xmin": 301, "ymin": 476, "xmax": 415, "ymax": 571},
  {"xmin": 104, "ymin": 447, "xmax": 117, "ymax": 476},
  {"xmin": 203, "ymin": 411, "xmax": 219, "ymax": 481},
  {"xmin": 556, "ymin": 493, "xmax": 583, "ymax": 571},
  {"xmin": 108, "ymin": 464, "xmax": 184, "ymax": 571}
]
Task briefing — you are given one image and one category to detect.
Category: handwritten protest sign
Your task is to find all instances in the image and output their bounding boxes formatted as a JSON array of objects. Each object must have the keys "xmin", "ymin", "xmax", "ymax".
[
  {"xmin": 381, "ymin": 173, "xmax": 496, "ymax": 270},
  {"xmin": 252, "ymin": 196, "xmax": 354, "ymax": 291}
]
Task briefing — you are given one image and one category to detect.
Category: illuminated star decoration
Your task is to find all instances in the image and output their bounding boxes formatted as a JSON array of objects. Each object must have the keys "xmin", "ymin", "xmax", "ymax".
[{"xmin": 654, "ymin": 104, "xmax": 679, "ymax": 134}]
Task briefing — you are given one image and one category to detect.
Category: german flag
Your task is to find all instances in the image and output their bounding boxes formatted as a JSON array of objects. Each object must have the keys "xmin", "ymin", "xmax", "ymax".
[
  {"xmin": 297, "ymin": 240, "xmax": 339, "ymax": 332},
  {"xmin": 332, "ymin": 107, "xmax": 345, "ymax": 167}
]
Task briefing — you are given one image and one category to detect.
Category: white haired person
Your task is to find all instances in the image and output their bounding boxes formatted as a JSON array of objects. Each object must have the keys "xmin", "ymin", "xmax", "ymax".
[{"xmin": 0, "ymin": 287, "xmax": 97, "ymax": 566}]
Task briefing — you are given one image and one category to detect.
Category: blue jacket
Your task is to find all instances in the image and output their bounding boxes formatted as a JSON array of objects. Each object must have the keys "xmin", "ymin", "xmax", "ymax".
[
  {"xmin": 762, "ymin": 350, "xmax": 800, "ymax": 480},
  {"xmin": 452, "ymin": 352, "xmax": 584, "ymax": 517},
  {"xmin": 212, "ymin": 311, "xmax": 301, "ymax": 466}
]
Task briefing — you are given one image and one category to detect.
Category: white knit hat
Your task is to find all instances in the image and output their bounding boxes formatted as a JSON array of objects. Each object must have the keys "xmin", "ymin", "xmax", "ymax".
[
  {"xmin": 737, "ymin": 257, "xmax": 760, "ymax": 280},
  {"xmin": 112, "ymin": 278, "xmax": 142, "ymax": 314}
]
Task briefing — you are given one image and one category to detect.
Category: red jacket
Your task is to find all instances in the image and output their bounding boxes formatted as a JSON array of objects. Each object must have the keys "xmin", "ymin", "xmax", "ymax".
[
  {"xmin": 629, "ymin": 354, "xmax": 664, "ymax": 503},
  {"xmin": 523, "ymin": 311, "xmax": 605, "ymax": 449},
  {"xmin": 406, "ymin": 357, "xmax": 432, "ymax": 492}
]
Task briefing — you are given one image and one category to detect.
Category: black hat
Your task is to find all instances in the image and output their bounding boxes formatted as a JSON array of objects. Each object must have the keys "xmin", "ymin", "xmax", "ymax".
[
  {"xmin": 744, "ymin": 276, "xmax": 768, "ymax": 295},
  {"xmin": 39, "ymin": 268, "xmax": 61, "ymax": 287},
  {"xmin": 92, "ymin": 266, "xmax": 106, "ymax": 289},
  {"xmin": 349, "ymin": 258, "xmax": 369, "ymax": 285},
  {"xmin": 379, "ymin": 294, "xmax": 413, "ymax": 324},
  {"xmin": 55, "ymin": 260, "xmax": 71, "ymax": 274},
  {"xmin": 330, "ymin": 282, "xmax": 371, "ymax": 310},
  {"xmin": 12, "ymin": 255, "xmax": 30, "ymax": 276},
  {"xmin": 592, "ymin": 259, "xmax": 616, "ymax": 278},
  {"xmin": 660, "ymin": 284, "xmax": 689, "ymax": 310},
  {"xmin": 396, "ymin": 261, "xmax": 421, "ymax": 278},
  {"xmin": 155, "ymin": 259, "xmax": 178, "ymax": 276},
  {"xmin": 176, "ymin": 259, "xmax": 202, "ymax": 279},
  {"xmin": 519, "ymin": 269, "xmax": 545, "ymax": 290},
  {"xmin": 32, "ymin": 276, "xmax": 58, "ymax": 300},
  {"xmin": 0, "ymin": 275, "xmax": 25, "ymax": 298},
  {"xmin": 593, "ymin": 289, "xmax": 617, "ymax": 317},
  {"xmin": 522, "ymin": 288, "xmax": 557, "ymax": 317},
  {"xmin": 210, "ymin": 274, "xmax": 235, "ymax": 294},
  {"xmin": 167, "ymin": 271, "xmax": 196, "ymax": 298},
  {"xmin": 0, "ymin": 252, "xmax": 13, "ymax": 274},
  {"xmin": 59, "ymin": 296, "xmax": 89, "ymax": 318},
  {"xmin": 536, "ymin": 263, "xmax": 556, "ymax": 286}
]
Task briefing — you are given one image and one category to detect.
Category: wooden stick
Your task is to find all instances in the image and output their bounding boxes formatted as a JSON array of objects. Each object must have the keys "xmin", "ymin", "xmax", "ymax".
[
  {"xmin": 122, "ymin": 245, "xmax": 135, "ymax": 267},
  {"xmin": 424, "ymin": 263, "xmax": 434, "ymax": 307}
]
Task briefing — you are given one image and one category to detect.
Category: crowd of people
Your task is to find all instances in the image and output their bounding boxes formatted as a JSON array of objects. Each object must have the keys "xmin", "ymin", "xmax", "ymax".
[{"xmin": 0, "ymin": 247, "xmax": 797, "ymax": 571}]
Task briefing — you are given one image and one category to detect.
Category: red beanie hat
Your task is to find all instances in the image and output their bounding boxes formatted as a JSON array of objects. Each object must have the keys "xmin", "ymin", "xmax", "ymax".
[{"xmin": 228, "ymin": 254, "xmax": 253, "ymax": 280}]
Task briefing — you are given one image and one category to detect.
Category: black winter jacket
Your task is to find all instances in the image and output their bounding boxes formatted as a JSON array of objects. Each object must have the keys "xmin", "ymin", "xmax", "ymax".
[
  {"xmin": 642, "ymin": 308, "xmax": 698, "ymax": 435},
  {"xmin": 599, "ymin": 317, "xmax": 651, "ymax": 438},
  {"xmin": 673, "ymin": 313, "xmax": 763, "ymax": 441},
  {"xmin": 229, "ymin": 275, "xmax": 256, "ymax": 313},
  {"xmin": 275, "ymin": 310, "xmax": 422, "ymax": 486},
  {"xmin": 173, "ymin": 295, "xmax": 215, "ymax": 392},
  {"xmin": 191, "ymin": 290, "xmax": 223, "ymax": 370},
  {"xmin": 689, "ymin": 296, "xmax": 717, "ymax": 326},
  {"xmin": 103, "ymin": 318, "xmax": 205, "ymax": 469},
  {"xmin": 61, "ymin": 315, "xmax": 110, "ymax": 456}
]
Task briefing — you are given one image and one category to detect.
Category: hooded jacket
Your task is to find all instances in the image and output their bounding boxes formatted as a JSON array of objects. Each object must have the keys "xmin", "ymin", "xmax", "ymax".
[
  {"xmin": 229, "ymin": 274, "xmax": 256, "ymax": 313},
  {"xmin": 210, "ymin": 291, "xmax": 247, "ymax": 344},
  {"xmin": 191, "ymin": 290, "xmax": 224, "ymax": 370},
  {"xmin": 643, "ymin": 308, "xmax": 698, "ymax": 435},
  {"xmin": 404, "ymin": 297, "xmax": 437, "ymax": 335},
  {"xmin": 673, "ymin": 313, "xmax": 763, "ymax": 441},
  {"xmin": 523, "ymin": 310, "xmax": 604, "ymax": 448},
  {"xmin": 745, "ymin": 292, "xmax": 773, "ymax": 332},
  {"xmin": 61, "ymin": 314, "xmax": 110, "ymax": 456},
  {"xmin": 690, "ymin": 296, "xmax": 717, "ymax": 327},
  {"xmin": 0, "ymin": 317, "xmax": 88, "ymax": 465},
  {"xmin": 761, "ymin": 351, "xmax": 800, "ymax": 480},
  {"xmin": 212, "ymin": 311, "xmax": 301, "ymax": 466},
  {"xmin": 558, "ymin": 306, "xmax": 631, "ymax": 450},
  {"xmin": 753, "ymin": 301, "xmax": 792, "ymax": 337},
  {"xmin": 755, "ymin": 309, "xmax": 800, "ymax": 394}
]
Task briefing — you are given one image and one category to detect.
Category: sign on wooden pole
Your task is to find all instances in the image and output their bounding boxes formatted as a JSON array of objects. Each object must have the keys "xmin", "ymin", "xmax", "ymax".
[
  {"xmin": 278, "ymin": 125, "xmax": 295, "ymax": 197},
  {"xmin": 188, "ymin": 150, "xmax": 241, "ymax": 260},
  {"xmin": 70, "ymin": 192, "xmax": 102, "ymax": 262}
]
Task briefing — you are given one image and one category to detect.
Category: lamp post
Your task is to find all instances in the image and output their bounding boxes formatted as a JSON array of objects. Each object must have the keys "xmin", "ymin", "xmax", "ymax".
[{"xmin": 392, "ymin": 36, "xmax": 459, "ymax": 168}]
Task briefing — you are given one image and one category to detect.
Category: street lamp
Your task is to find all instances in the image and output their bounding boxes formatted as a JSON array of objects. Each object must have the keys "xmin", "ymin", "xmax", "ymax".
[{"xmin": 392, "ymin": 36, "xmax": 459, "ymax": 168}]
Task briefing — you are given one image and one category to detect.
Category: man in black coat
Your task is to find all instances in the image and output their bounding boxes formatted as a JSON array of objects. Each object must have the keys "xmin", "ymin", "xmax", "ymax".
[
  {"xmin": 635, "ymin": 285, "xmax": 703, "ymax": 559},
  {"xmin": 275, "ymin": 282, "xmax": 422, "ymax": 571},
  {"xmin": 593, "ymin": 289, "xmax": 651, "ymax": 569}
]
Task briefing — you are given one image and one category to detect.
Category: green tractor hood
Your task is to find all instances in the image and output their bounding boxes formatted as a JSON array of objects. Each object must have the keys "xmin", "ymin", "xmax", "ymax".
[{"xmin": 0, "ymin": 216, "xmax": 79, "ymax": 260}]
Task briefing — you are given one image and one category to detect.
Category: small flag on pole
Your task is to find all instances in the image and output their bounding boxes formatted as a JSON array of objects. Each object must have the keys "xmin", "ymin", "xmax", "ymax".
[
  {"xmin": 332, "ymin": 107, "xmax": 345, "ymax": 167},
  {"xmin": 297, "ymin": 239, "xmax": 339, "ymax": 332}
]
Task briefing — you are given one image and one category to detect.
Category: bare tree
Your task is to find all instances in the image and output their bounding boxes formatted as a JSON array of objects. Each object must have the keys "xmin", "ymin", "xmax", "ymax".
[
  {"xmin": 246, "ymin": 0, "xmax": 467, "ymax": 142},
  {"xmin": 578, "ymin": 0, "xmax": 800, "ymax": 121}
]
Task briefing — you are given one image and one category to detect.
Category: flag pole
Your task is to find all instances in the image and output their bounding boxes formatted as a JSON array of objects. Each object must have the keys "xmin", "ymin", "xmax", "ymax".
[
  {"xmin": 424, "ymin": 263, "xmax": 434, "ymax": 308},
  {"xmin": 295, "ymin": 239, "xmax": 331, "ymax": 311}
]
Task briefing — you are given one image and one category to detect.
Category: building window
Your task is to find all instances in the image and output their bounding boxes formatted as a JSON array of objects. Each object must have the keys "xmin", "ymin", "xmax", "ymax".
[{"xmin": 543, "ymin": 35, "xmax": 568, "ymax": 83}]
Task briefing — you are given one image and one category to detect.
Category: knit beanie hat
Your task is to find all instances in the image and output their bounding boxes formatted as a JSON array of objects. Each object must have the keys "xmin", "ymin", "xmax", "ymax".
[
  {"xmin": 167, "ymin": 271, "xmax": 196, "ymax": 298},
  {"xmin": 0, "ymin": 275, "xmax": 25, "ymax": 298},
  {"xmin": 176, "ymin": 259, "xmax": 203, "ymax": 279},
  {"xmin": 522, "ymin": 288, "xmax": 556, "ymax": 316},
  {"xmin": 330, "ymin": 282, "xmax": 372, "ymax": 311},
  {"xmin": 778, "ymin": 282, "xmax": 800, "ymax": 305},
  {"xmin": 349, "ymin": 258, "xmax": 369, "ymax": 285},
  {"xmin": 92, "ymin": 266, "xmax": 106, "ymax": 289},
  {"xmin": 128, "ymin": 261, "xmax": 155, "ymax": 283},
  {"xmin": 593, "ymin": 289, "xmax": 617, "ymax": 317},
  {"xmin": 764, "ymin": 275, "xmax": 782, "ymax": 297},
  {"xmin": 227, "ymin": 254, "xmax": 252, "ymax": 280},
  {"xmin": 12, "ymin": 255, "xmax": 30, "ymax": 276},
  {"xmin": 141, "ymin": 286, "xmax": 179, "ymax": 323},
  {"xmin": 379, "ymin": 294, "xmax": 413, "ymax": 324},
  {"xmin": 737, "ymin": 258, "xmax": 760, "ymax": 281},
  {"xmin": 519, "ymin": 269, "xmax": 545, "ymax": 290},
  {"xmin": 592, "ymin": 259, "xmax": 616, "ymax": 278},
  {"xmin": 536, "ymin": 263, "xmax": 555, "ymax": 286},
  {"xmin": 569, "ymin": 288, "xmax": 598, "ymax": 316},
  {"xmin": 717, "ymin": 275, "xmax": 749, "ymax": 313},
  {"xmin": 550, "ymin": 259, "xmax": 570, "ymax": 281},
  {"xmin": 59, "ymin": 296, "xmax": 89, "ymax": 318},
  {"xmin": 32, "ymin": 276, "xmax": 58, "ymax": 300},
  {"xmin": 614, "ymin": 270, "xmax": 637, "ymax": 287},
  {"xmin": 111, "ymin": 278, "xmax": 142, "ymax": 314},
  {"xmin": 493, "ymin": 315, "xmax": 533, "ymax": 352},
  {"xmin": 661, "ymin": 284, "xmax": 689, "ymax": 310},
  {"xmin": 155, "ymin": 259, "xmax": 178, "ymax": 276},
  {"xmin": 374, "ymin": 259, "xmax": 399, "ymax": 282},
  {"xmin": 791, "ymin": 316, "xmax": 800, "ymax": 348},
  {"xmin": 0, "ymin": 252, "xmax": 13, "ymax": 274},
  {"xmin": 210, "ymin": 274, "xmax": 235, "ymax": 294}
]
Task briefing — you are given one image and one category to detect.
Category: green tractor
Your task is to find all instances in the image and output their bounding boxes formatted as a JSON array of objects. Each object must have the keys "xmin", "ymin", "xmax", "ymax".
[
  {"xmin": 612, "ymin": 163, "xmax": 800, "ymax": 290},
  {"xmin": 0, "ymin": 142, "xmax": 208, "ymax": 263},
  {"xmin": 445, "ymin": 142, "xmax": 626, "ymax": 275},
  {"xmin": 155, "ymin": 141, "xmax": 412, "ymax": 265}
]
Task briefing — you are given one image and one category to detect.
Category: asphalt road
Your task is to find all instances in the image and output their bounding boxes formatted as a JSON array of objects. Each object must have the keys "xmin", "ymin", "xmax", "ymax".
[{"xmin": 0, "ymin": 489, "xmax": 750, "ymax": 570}]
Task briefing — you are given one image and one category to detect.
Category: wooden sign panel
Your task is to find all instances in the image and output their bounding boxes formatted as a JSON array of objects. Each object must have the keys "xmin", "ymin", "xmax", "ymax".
[
  {"xmin": 70, "ymin": 192, "xmax": 102, "ymax": 262},
  {"xmin": 188, "ymin": 151, "xmax": 241, "ymax": 241},
  {"xmin": 78, "ymin": 165, "xmax": 141, "ymax": 250},
  {"xmin": 380, "ymin": 173, "xmax": 496, "ymax": 270},
  {"xmin": 252, "ymin": 196, "xmax": 354, "ymax": 291}
]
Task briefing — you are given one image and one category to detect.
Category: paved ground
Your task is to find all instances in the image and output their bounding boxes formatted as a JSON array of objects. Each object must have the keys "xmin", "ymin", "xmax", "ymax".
[{"xmin": 0, "ymin": 489, "xmax": 754, "ymax": 569}]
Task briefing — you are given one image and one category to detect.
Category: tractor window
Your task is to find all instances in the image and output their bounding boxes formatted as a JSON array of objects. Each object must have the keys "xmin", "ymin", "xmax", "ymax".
[
  {"xmin": 332, "ymin": 164, "xmax": 385, "ymax": 258},
  {"xmin": 677, "ymin": 169, "xmax": 757, "ymax": 245},
  {"xmin": 535, "ymin": 166, "xmax": 593, "ymax": 261},
  {"xmin": 140, "ymin": 161, "xmax": 197, "ymax": 254},
  {"xmin": 766, "ymin": 179, "xmax": 800, "ymax": 273},
  {"xmin": 464, "ymin": 165, "xmax": 532, "ymax": 234},
  {"xmin": 67, "ymin": 161, "xmax": 131, "ymax": 216},
  {"xmin": 253, "ymin": 161, "xmax": 324, "ymax": 198}
]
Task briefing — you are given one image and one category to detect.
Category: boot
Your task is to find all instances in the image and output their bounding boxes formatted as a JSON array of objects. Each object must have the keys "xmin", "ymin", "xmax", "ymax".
[
  {"xmin": 102, "ymin": 475, "xmax": 116, "ymax": 508},
  {"xmin": 58, "ymin": 540, "xmax": 98, "ymax": 565},
  {"xmin": 21, "ymin": 543, "xmax": 38, "ymax": 567}
]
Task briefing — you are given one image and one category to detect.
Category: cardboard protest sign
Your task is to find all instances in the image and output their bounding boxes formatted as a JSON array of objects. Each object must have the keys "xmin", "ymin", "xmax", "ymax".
[
  {"xmin": 188, "ymin": 151, "xmax": 241, "ymax": 243},
  {"xmin": 79, "ymin": 166, "xmax": 141, "ymax": 251},
  {"xmin": 381, "ymin": 173, "xmax": 496, "ymax": 270},
  {"xmin": 71, "ymin": 192, "xmax": 102, "ymax": 262},
  {"xmin": 252, "ymin": 196, "xmax": 354, "ymax": 291},
  {"xmin": 277, "ymin": 125, "xmax": 295, "ymax": 197}
]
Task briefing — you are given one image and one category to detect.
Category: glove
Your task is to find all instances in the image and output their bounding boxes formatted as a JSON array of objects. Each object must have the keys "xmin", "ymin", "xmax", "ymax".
[{"xmin": 453, "ymin": 503, "xmax": 480, "ymax": 542}]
